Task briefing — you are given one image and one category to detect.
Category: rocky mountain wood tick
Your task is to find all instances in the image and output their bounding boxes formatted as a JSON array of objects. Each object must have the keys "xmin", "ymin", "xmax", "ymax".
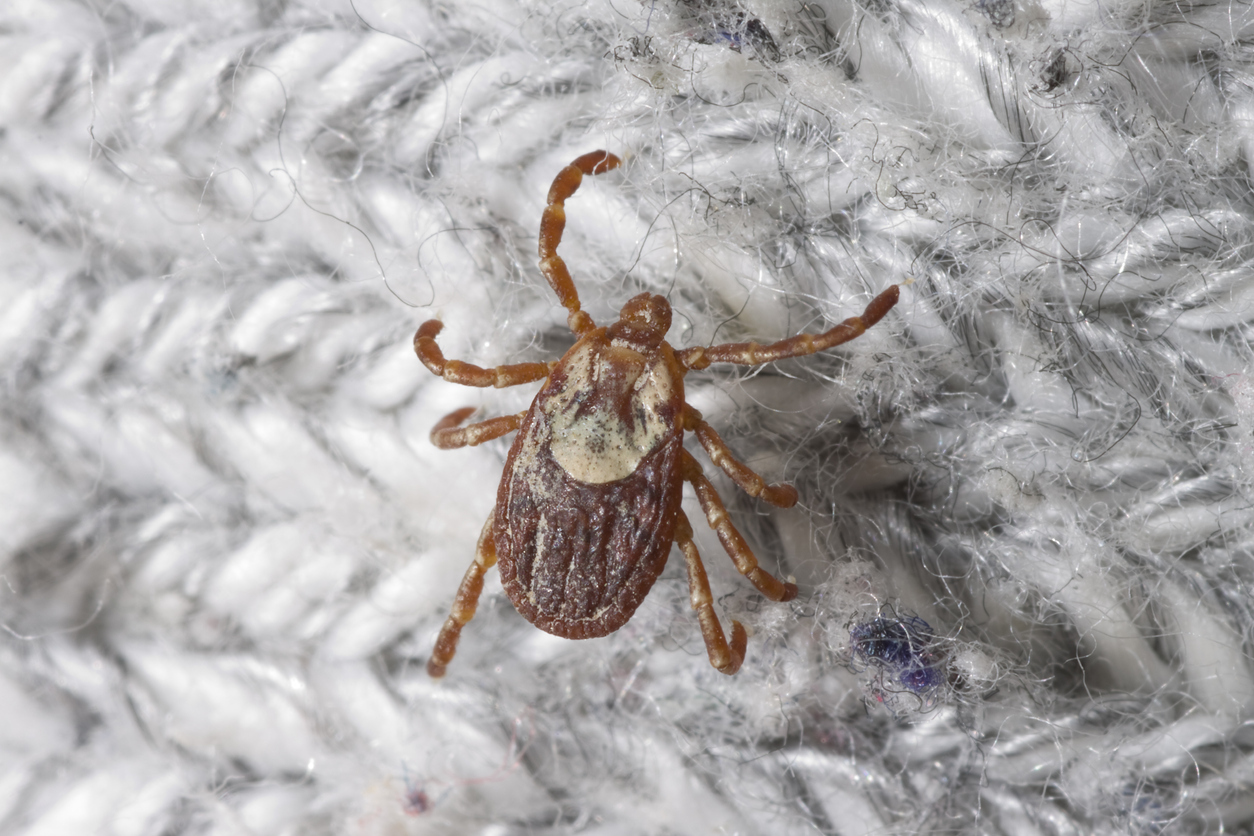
[{"xmin": 415, "ymin": 151, "xmax": 899, "ymax": 676}]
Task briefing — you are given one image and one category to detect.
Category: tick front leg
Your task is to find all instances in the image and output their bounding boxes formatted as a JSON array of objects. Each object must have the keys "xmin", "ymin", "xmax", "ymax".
[
  {"xmin": 428, "ymin": 513, "xmax": 498, "ymax": 678},
  {"xmin": 683, "ymin": 406, "xmax": 798, "ymax": 508},
  {"xmin": 415, "ymin": 321, "xmax": 555, "ymax": 388},
  {"xmin": 675, "ymin": 510, "xmax": 747, "ymax": 675},
  {"xmin": 430, "ymin": 407, "xmax": 525, "ymax": 450},
  {"xmin": 681, "ymin": 450, "xmax": 799, "ymax": 603},
  {"xmin": 539, "ymin": 150, "xmax": 621, "ymax": 337},
  {"xmin": 676, "ymin": 284, "xmax": 899, "ymax": 370}
]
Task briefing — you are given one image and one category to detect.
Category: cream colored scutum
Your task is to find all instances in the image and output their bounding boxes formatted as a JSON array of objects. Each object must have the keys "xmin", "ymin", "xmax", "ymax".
[{"xmin": 544, "ymin": 340, "xmax": 675, "ymax": 484}]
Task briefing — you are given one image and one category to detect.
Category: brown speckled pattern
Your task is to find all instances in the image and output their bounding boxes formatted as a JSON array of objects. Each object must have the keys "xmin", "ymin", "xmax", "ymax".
[{"xmin": 496, "ymin": 332, "xmax": 685, "ymax": 638}]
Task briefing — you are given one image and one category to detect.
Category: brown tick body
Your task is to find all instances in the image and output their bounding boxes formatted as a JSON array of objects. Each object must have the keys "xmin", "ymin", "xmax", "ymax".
[{"xmin": 416, "ymin": 151, "xmax": 899, "ymax": 677}]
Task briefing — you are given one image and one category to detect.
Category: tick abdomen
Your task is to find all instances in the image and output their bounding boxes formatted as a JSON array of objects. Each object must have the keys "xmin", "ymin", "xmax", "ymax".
[{"xmin": 495, "ymin": 332, "xmax": 685, "ymax": 638}]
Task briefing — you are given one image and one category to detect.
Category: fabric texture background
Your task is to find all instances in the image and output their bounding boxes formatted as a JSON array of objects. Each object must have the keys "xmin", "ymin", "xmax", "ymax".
[{"xmin": 2, "ymin": 0, "xmax": 1253, "ymax": 832}]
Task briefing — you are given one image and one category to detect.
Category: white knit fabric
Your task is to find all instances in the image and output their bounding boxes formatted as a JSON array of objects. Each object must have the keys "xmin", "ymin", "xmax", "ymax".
[{"xmin": 2, "ymin": 0, "xmax": 1252, "ymax": 832}]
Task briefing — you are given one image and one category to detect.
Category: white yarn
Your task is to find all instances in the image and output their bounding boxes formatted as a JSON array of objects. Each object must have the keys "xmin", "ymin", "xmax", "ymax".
[{"xmin": 1, "ymin": 0, "xmax": 1252, "ymax": 832}]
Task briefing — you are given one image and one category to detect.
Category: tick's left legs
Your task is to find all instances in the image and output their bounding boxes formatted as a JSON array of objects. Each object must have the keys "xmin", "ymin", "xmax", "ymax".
[
  {"xmin": 539, "ymin": 150, "xmax": 621, "ymax": 337},
  {"xmin": 428, "ymin": 513, "xmax": 498, "ymax": 678},
  {"xmin": 683, "ymin": 406, "xmax": 798, "ymax": 508},
  {"xmin": 430, "ymin": 407, "xmax": 525, "ymax": 450},
  {"xmin": 675, "ymin": 510, "xmax": 747, "ymax": 675},
  {"xmin": 415, "ymin": 320, "xmax": 555, "ymax": 388},
  {"xmin": 681, "ymin": 450, "xmax": 799, "ymax": 603}
]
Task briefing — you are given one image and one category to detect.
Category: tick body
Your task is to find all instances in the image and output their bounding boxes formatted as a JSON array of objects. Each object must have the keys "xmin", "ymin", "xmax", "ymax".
[
  {"xmin": 416, "ymin": 151, "xmax": 900, "ymax": 677},
  {"xmin": 498, "ymin": 323, "xmax": 685, "ymax": 639}
]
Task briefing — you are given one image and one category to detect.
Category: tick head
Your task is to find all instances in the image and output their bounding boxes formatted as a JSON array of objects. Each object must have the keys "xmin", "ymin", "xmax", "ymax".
[{"xmin": 608, "ymin": 293, "xmax": 672, "ymax": 351}]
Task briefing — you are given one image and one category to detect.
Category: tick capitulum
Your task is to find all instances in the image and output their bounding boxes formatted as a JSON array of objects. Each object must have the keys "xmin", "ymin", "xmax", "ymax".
[{"xmin": 415, "ymin": 151, "xmax": 899, "ymax": 677}]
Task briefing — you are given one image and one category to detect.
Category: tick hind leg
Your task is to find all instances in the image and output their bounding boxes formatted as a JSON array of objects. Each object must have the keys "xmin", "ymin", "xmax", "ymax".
[
  {"xmin": 683, "ymin": 406, "xmax": 799, "ymax": 508},
  {"xmin": 430, "ymin": 407, "xmax": 525, "ymax": 450},
  {"xmin": 675, "ymin": 510, "xmax": 747, "ymax": 675},
  {"xmin": 681, "ymin": 450, "xmax": 799, "ymax": 603},
  {"xmin": 676, "ymin": 284, "xmax": 900, "ymax": 370},
  {"xmin": 538, "ymin": 150, "xmax": 622, "ymax": 337},
  {"xmin": 428, "ymin": 514, "xmax": 498, "ymax": 678},
  {"xmin": 415, "ymin": 321, "xmax": 555, "ymax": 388}
]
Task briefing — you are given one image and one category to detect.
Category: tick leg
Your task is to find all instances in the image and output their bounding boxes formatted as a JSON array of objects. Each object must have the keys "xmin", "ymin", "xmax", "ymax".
[
  {"xmin": 681, "ymin": 450, "xmax": 799, "ymax": 603},
  {"xmin": 683, "ymin": 405, "xmax": 798, "ymax": 508},
  {"xmin": 428, "ymin": 513, "xmax": 498, "ymax": 678},
  {"xmin": 676, "ymin": 284, "xmax": 899, "ymax": 370},
  {"xmin": 430, "ymin": 408, "xmax": 525, "ymax": 450},
  {"xmin": 539, "ymin": 150, "xmax": 622, "ymax": 337},
  {"xmin": 415, "ymin": 320, "xmax": 555, "ymax": 388},
  {"xmin": 675, "ymin": 510, "xmax": 747, "ymax": 675}
]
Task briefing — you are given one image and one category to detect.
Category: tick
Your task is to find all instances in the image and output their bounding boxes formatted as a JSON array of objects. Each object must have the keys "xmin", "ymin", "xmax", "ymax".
[{"xmin": 416, "ymin": 151, "xmax": 899, "ymax": 676}]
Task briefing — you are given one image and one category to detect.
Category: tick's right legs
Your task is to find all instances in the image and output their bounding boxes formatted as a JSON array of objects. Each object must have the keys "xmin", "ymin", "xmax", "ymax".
[
  {"xmin": 428, "ymin": 513, "xmax": 497, "ymax": 678},
  {"xmin": 680, "ymin": 450, "xmax": 799, "ymax": 603},
  {"xmin": 675, "ymin": 510, "xmax": 747, "ymax": 675},
  {"xmin": 676, "ymin": 284, "xmax": 899, "ymax": 370},
  {"xmin": 683, "ymin": 405, "xmax": 799, "ymax": 508}
]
